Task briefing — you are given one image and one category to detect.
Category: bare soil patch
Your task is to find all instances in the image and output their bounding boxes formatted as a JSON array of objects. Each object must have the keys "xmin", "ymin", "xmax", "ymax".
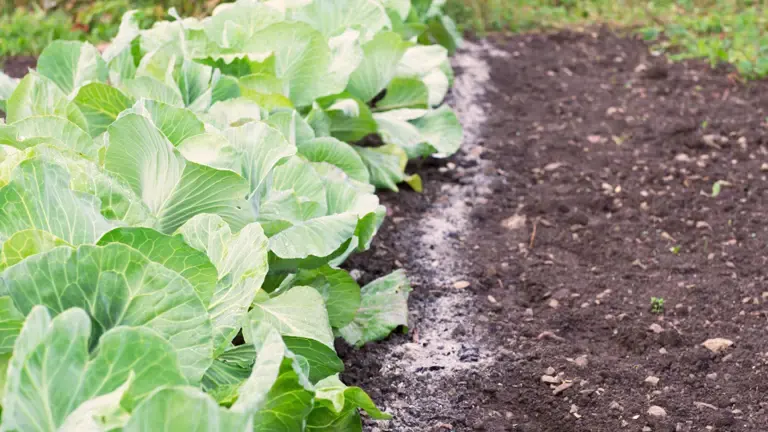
[{"xmin": 342, "ymin": 30, "xmax": 768, "ymax": 432}]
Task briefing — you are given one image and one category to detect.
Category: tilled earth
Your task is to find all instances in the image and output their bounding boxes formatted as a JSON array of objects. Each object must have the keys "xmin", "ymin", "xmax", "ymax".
[{"xmin": 342, "ymin": 30, "xmax": 768, "ymax": 432}]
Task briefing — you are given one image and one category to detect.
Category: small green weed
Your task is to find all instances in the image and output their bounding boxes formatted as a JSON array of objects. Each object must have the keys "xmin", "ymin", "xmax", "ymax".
[{"xmin": 650, "ymin": 297, "xmax": 665, "ymax": 314}]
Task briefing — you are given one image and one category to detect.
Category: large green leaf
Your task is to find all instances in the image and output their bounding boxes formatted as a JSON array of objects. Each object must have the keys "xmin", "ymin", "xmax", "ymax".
[
  {"xmin": 121, "ymin": 76, "xmax": 185, "ymax": 107},
  {"xmin": 0, "ymin": 296, "xmax": 23, "ymax": 354},
  {"xmin": 324, "ymin": 97, "xmax": 378, "ymax": 142},
  {"xmin": 128, "ymin": 98, "xmax": 205, "ymax": 146},
  {"xmin": 247, "ymin": 286, "xmax": 334, "ymax": 347},
  {"xmin": 177, "ymin": 214, "xmax": 269, "ymax": 355},
  {"xmin": 2, "ymin": 243, "xmax": 214, "ymax": 382},
  {"xmin": 354, "ymin": 143, "xmax": 417, "ymax": 192},
  {"xmin": 294, "ymin": 0, "xmax": 390, "ymax": 40},
  {"xmin": 2, "ymin": 115, "xmax": 99, "ymax": 159},
  {"xmin": 411, "ymin": 105, "xmax": 463, "ymax": 157},
  {"xmin": 265, "ymin": 110, "xmax": 315, "ymax": 147},
  {"xmin": 74, "ymin": 83, "xmax": 135, "ymax": 137},
  {"xmin": 5, "ymin": 73, "xmax": 88, "ymax": 130},
  {"xmin": 206, "ymin": 98, "xmax": 262, "ymax": 129},
  {"xmin": 1, "ymin": 307, "xmax": 189, "ymax": 431},
  {"xmin": 297, "ymin": 137, "xmax": 369, "ymax": 183},
  {"xmin": 222, "ymin": 121, "xmax": 296, "ymax": 193},
  {"xmin": 375, "ymin": 77, "xmax": 429, "ymax": 111},
  {"xmin": 286, "ymin": 266, "xmax": 361, "ymax": 329},
  {"xmin": 97, "ymin": 227, "xmax": 219, "ymax": 306},
  {"xmin": 0, "ymin": 158, "xmax": 114, "ymax": 245},
  {"xmin": 124, "ymin": 387, "xmax": 253, "ymax": 432},
  {"xmin": 346, "ymin": 32, "xmax": 408, "ymax": 102},
  {"xmin": 0, "ymin": 229, "xmax": 70, "ymax": 270},
  {"xmin": 339, "ymin": 269, "xmax": 411, "ymax": 347},
  {"xmin": 232, "ymin": 329, "xmax": 314, "ymax": 430},
  {"xmin": 311, "ymin": 374, "xmax": 391, "ymax": 419},
  {"xmin": 36, "ymin": 41, "xmax": 108, "ymax": 96},
  {"xmin": 242, "ymin": 22, "xmax": 349, "ymax": 107},
  {"xmin": 105, "ymin": 113, "xmax": 253, "ymax": 233}
]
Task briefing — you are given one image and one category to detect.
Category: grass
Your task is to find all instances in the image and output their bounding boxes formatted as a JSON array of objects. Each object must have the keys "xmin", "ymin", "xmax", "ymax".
[
  {"xmin": 446, "ymin": 0, "xmax": 768, "ymax": 78},
  {"xmin": 0, "ymin": 1, "xmax": 222, "ymax": 57}
]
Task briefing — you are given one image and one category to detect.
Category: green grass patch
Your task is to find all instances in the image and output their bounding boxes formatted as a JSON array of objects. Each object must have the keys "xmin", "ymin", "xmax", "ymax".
[{"xmin": 444, "ymin": 0, "xmax": 768, "ymax": 78}]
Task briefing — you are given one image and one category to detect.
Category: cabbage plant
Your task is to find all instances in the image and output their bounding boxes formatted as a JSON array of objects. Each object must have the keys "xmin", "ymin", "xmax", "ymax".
[{"xmin": 0, "ymin": 0, "xmax": 460, "ymax": 430}]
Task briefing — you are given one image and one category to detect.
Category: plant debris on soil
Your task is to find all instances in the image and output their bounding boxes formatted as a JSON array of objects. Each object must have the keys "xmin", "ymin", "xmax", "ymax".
[{"xmin": 342, "ymin": 29, "xmax": 768, "ymax": 432}]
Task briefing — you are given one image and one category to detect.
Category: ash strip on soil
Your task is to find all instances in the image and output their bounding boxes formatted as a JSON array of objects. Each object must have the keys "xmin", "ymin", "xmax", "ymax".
[{"xmin": 344, "ymin": 30, "xmax": 768, "ymax": 432}]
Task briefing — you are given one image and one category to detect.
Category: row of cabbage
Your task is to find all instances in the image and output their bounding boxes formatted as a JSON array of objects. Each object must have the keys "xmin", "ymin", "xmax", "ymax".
[{"xmin": 0, "ymin": 0, "xmax": 462, "ymax": 430}]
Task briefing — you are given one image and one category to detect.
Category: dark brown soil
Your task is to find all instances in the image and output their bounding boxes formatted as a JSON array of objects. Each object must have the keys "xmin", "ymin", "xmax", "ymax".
[
  {"xmin": 342, "ymin": 30, "xmax": 768, "ymax": 432},
  {"xmin": 2, "ymin": 56, "xmax": 37, "ymax": 78}
]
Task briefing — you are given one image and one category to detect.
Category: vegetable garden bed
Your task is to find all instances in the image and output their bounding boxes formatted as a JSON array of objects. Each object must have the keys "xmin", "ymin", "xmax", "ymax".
[{"xmin": 0, "ymin": 1, "xmax": 465, "ymax": 430}]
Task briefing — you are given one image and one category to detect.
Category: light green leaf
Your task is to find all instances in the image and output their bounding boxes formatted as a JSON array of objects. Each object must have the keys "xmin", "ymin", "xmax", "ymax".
[
  {"xmin": 411, "ymin": 105, "xmax": 463, "ymax": 157},
  {"xmin": 231, "ymin": 329, "xmax": 285, "ymax": 413},
  {"xmin": 245, "ymin": 22, "xmax": 346, "ymax": 107},
  {"xmin": 4, "ymin": 115, "xmax": 98, "ymax": 159},
  {"xmin": 426, "ymin": 14, "xmax": 462, "ymax": 55},
  {"xmin": 129, "ymin": 98, "xmax": 205, "ymax": 146},
  {"xmin": 121, "ymin": 76, "xmax": 185, "ymax": 107},
  {"xmin": 105, "ymin": 113, "xmax": 252, "ymax": 233},
  {"xmin": 297, "ymin": 137, "xmax": 369, "ymax": 183},
  {"xmin": 0, "ymin": 229, "xmax": 70, "ymax": 270},
  {"xmin": 124, "ymin": 387, "xmax": 253, "ymax": 432},
  {"xmin": 97, "ymin": 227, "xmax": 218, "ymax": 306},
  {"xmin": 395, "ymin": 44, "xmax": 448, "ymax": 78},
  {"xmin": 268, "ymin": 213, "xmax": 358, "ymax": 260},
  {"xmin": 103, "ymin": 11, "xmax": 140, "ymax": 63},
  {"xmin": 211, "ymin": 75, "xmax": 242, "ymax": 105},
  {"xmin": 312, "ymin": 374, "xmax": 390, "ymax": 419},
  {"xmin": 325, "ymin": 97, "xmax": 377, "ymax": 142},
  {"xmin": 0, "ymin": 158, "xmax": 115, "ymax": 245},
  {"xmin": 19, "ymin": 144, "xmax": 153, "ymax": 226},
  {"xmin": 284, "ymin": 336, "xmax": 344, "ymax": 383},
  {"xmin": 222, "ymin": 121, "xmax": 296, "ymax": 193},
  {"xmin": 57, "ymin": 375, "xmax": 132, "ymax": 432},
  {"xmin": 207, "ymin": 98, "xmax": 262, "ymax": 129},
  {"xmin": 2, "ymin": 307, "xmax": 188, "ymax": 431},
  {"xmin": 203, "ymin": 0, "xmax": 284, "ymax": 49},
  {"xmin": 177, "ymin": 214, "xmax": 270, "ymax": 355},
  {"xmin": 373, "ymin": 109, "xmax": 431, "ymax": 158},
  {"xmin": 5, "ymin": 73, "xmax": 88, "ymax": 129},
  {"xmin": 339, "ymin": 269, "xmax": 411, "ymax": 347},
  {"xmin": 175, "ymin": 59, "xmax": 213, "ymax": 109},
  {"xmin": 294, "ymin": 0, "xmax": 390, "ymax": 40},
  {"xmin": 423, "ymin": 67, "xmax": 450, "ymax": 106},
  {"xmin": 37, "ymin": 41, "xmax": 108, "ymax": 95},
  {"xmin": 384, "ymin": 0, "xmax": 411, "ymax": 19},
  {"xmin": 265, "ymin": 110, "xmax": 315, "ymax": 147},
  {"xmin": 80, "ymin": 326, "xmax": 188, "ymax": 410},
  {"xmin": 347, "ymin": 31, "xmax": 408, "ymax": 102},
  {"xmin": 287, "ymin": 266, "xmax": 361, "ymax": 329},
  {"xmin": 2, "ymin": 243, "xmax": 214, "ymax": 382},
  {"xmin": 74, "ymin": 83, "xmax": 135, "ymax": 136},
  {"xmin": 354, "ymin": 143, "xmax": 409, "ymax": 191},
  {"xmin": 0, "ymin": 296, "xmax": 24, "ymax": 354},
  {"xmin": 375, "ymin": 77, "xmax": 429, "ymax": 111},
  {"xmin": 248, "ymin": 286, "xmax": 334, "ymax": 347}
]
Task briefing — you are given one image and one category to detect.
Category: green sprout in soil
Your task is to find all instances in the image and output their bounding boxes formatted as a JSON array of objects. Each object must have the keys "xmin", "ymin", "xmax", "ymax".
[
  {"xmin": 650, "ymin": 297, "xmax": 665, "ymax": 314},
  {"xmin": 670, "ymin": 245, "xmax": 681, "ymax": 254}
]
